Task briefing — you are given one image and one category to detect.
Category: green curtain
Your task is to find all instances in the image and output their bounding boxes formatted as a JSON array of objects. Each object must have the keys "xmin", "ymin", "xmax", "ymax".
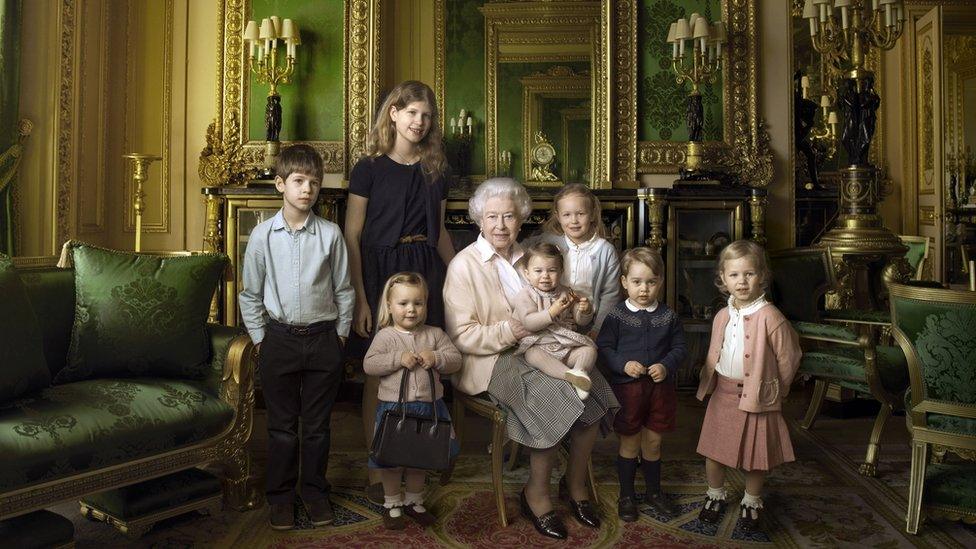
[{"xmin": 0, "ymin": 0, "xmax": 21, "ymax": 255}]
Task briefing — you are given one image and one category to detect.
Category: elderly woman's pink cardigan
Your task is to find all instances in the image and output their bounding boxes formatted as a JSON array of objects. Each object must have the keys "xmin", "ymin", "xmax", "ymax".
[{"xmin": 443, "ymin": 243, "xmax": 520, "ymax": 395}]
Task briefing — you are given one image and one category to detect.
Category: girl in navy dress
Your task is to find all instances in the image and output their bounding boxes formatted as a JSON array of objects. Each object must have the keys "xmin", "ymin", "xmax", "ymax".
[{"xmin": 345, "ymin": 80, "xmax": 456, "ymax": 501}]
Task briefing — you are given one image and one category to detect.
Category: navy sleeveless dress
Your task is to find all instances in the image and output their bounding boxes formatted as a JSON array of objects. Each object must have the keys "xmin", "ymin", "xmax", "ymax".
[{"xmin": 348, "ymin": 155, "xmax": 449, "ymax": 328}]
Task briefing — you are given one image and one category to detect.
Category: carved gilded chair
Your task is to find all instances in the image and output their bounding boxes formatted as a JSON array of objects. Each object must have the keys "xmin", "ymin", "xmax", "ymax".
[
  {"xmin": 898, "ymin": 235, "xmax": 931, "ymax": 281},
  {"xmin": 888, "ymin": 282, "xmax": 976, "ymax": 534},
  {"xmin": 769, "ymin": 247, "xmax": 909, "ymax": 476}
]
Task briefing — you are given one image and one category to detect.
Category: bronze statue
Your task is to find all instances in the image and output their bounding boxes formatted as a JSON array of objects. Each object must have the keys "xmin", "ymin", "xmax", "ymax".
[
  {"xmin": 839, "ymin": 78, "xmax": 860, "ymax": 165},
  {"xmin": 857, "ymin": 75, "xmax": 880, "ymax": 166},
  {"xmin": 794, "ymin": 71, "xmax": 821, "ymax": 189},
  {"xmin": 686, "ymin": 93, "xmax": 704, "ymax": 142},
  {"xmin": 265, "ymin": 94, "xmax": 282, "ymax": 142}
]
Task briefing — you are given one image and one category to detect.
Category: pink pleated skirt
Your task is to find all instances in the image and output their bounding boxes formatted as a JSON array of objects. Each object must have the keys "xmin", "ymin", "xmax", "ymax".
[{"xmin": 696, "ymin": 375, "xmax": 795, "ymax": 471}]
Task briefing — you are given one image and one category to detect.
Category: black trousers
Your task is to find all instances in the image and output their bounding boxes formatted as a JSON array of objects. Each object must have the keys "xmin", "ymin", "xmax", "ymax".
[{"xmin": 259, "ymin": 321, "xmax": 343, "ymax": 505}]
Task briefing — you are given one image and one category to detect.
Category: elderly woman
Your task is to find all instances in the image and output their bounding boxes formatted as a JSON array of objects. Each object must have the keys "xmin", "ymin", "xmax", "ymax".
[{"xmin": 444, "ymin": 178, "xmax": 618, "ymax": 540}]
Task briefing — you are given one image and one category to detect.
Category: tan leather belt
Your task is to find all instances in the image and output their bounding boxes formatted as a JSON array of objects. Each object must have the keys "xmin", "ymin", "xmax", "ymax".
[{"xmin": 397, "ymin": 235, "xmax": 428, "ymax": 244}]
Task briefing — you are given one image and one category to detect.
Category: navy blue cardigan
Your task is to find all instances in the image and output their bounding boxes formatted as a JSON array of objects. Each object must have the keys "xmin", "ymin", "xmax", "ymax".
[{"xmin": 596, "ymin": 301, "xmax": 687, "ymax": 385}]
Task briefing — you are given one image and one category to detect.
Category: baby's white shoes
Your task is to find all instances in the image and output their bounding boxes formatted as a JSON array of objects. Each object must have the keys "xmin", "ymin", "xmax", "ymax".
[{"xmin": 564, "ymin": 369, "xmax": 591, "ymax": 400}]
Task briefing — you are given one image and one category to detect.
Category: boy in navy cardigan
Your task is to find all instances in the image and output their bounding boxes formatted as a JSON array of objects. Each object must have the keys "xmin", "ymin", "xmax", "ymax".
[{"xmin": 596, "ymin": 247, "xmax": 686, "ymax": 522}]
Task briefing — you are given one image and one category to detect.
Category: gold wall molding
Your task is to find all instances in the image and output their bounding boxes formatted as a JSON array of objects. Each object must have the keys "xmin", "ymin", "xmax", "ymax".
[
  {"xmin": 629, "ymin": 0, "xmax": 773, "ymax": 187},
  {"xmin": 56, "ymin": 0, "xmax": 78, "ymax": 248},
  {"xmin": 123, "ymin": 0, "xmax": 173, "ymax": 234}
]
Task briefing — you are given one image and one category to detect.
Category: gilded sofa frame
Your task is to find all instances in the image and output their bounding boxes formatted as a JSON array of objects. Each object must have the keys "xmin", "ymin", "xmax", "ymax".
[
  {"xmin": 0, "ymin": 257, "xmax": 257, "ymax": 521},
  {"xmin": 889, "ymin": 282, "xmax": 976, "ymax": 534}
]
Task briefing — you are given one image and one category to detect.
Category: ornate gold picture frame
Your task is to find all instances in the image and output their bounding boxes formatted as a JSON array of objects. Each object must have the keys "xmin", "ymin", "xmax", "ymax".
[
  {"xmin": 622, "ymin": 0, "xmax": 773, "ymax": 187},
  {"xmin": 208, "ymin": 0, "xmax": 380, "ymax": 182}
]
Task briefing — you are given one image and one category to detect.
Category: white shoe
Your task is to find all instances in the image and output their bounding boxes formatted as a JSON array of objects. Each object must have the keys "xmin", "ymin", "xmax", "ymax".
[{"xmin": 564, "ymin": 369, "xmax": 591, "ymax": 400}]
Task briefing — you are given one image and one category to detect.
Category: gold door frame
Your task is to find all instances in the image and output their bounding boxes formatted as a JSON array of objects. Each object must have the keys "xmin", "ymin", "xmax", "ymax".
[
  {"xmin": 624, "ymin": 0, "xmax": 772, "ymax": 187},
  {"xmin": 560, "ymin": 104, "xmax": 591, "ymax": 183},
  {"xmin": 210, "ymin": 0, "xmax": 381, "ymax": 179},
  {"xmin": 519, "ymin": 68, "xmax": 590, "ymax": 184}
]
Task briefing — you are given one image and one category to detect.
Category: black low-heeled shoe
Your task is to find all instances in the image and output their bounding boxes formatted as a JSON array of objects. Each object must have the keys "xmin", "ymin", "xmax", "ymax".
[
  {"xmin": 698, "ymin": 496, "xmax": 727, "ymax": 524},
  {"xmin": 617, "ymin": 495, "xmax": 639, "ymax": 522},
  {"xmin": 738, "ymin": 504, "xmax": 763, "ymax": 531},
  {"xmin": 520, "ymin": 490, "xmax": 568, "ymax": 539},
  {"xmin": 558, "ymin": 476, "xmax": 601, "ymax": 528}
]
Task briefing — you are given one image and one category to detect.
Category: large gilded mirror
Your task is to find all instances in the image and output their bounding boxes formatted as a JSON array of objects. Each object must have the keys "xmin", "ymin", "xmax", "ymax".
[
  {"xmin": 209, "ymin": 0, "xmax": 380, "ymax": 182},
  {"xmin": 436, "ymin": 0, "xmax": 608, "ymax": 187}
]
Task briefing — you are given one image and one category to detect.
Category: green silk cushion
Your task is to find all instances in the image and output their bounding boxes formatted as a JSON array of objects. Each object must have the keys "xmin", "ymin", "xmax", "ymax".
[
  {"xmin": 923, "ymin": 463, "xmax": 976, "ymax": 510},
  {"xmin": 19, "ymin": 267, "xmax": 76, "ymax": 380},
  {"xmin": 0, "ymin": 255, "xmax": 51, "ymax": 403},
  {"xmin": 56, "ymin": 244, "xmax": 228, "ymax": 384},
  {"xmin": 793, "ymin": 321, "xmax": 858, "ymax": 342},
  {"xmin": 0, "ymin": 509, "xmax": 74, "ymax": 549},
  {"xmin": 0, "ymin": 378, "xmax": 233, "ymax": 491},
  {"xmin": 800, "ymin": 344, "xmax": 909, "ymax": 394},
  {"xmin": 81, "ymin": 468, "xmax": 221, "ymax": 519}
]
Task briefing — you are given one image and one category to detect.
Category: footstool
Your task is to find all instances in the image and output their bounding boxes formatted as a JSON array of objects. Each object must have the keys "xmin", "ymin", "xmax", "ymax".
[{"xmin": 79, "ymin": 468, "xmax": 222, "ymax": 539}]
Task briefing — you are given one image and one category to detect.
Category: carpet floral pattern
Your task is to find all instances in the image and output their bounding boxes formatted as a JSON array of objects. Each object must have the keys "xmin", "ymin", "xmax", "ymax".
[{"xmin": 53, "ymin": 418, "xmax": 976, "ymax": 548}]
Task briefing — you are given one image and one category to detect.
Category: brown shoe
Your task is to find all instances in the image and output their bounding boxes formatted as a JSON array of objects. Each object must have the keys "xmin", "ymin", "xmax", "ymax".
[
  {"xmin": 403, "ymin": 504, "xmax": 437, "ymax": 527},
  {"xmin": 306, "ymin": 498, "xmax": 334, "ymax": 526},
  {"xmin": 382, "ymin": 507, "xmax": 406, "ymax": 530},
  {"xmin": 269, "ymin": 503, "xmax": 295, "ymax": 530}
]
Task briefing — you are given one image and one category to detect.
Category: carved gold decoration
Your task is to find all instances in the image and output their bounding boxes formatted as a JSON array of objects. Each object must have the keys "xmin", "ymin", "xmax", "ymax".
[
  {"xmin": 1, "ymin": 264, "xmax": 256, "ymax": 519},
  {"xmin": 122, "ymin": 154, "xmax": 163, "ymax": 252},
  {"xmin": 643, "ymin": 188, "xmax": 667, "ymax": 251},
  {"xmin": 526, "ymin": 131, "xmax": 559, "ymax": 185},
  {"xmin": 56, "ymin": 0, "xmax": 77, "ymax": 248},
  {"xmin": 629, "ymin": 1, "xmax": 772, "ymax": 186},
  {"xmin": 209, "ymin": 0, "xmax": 375, "ymax": 181},
  {"xmin": 750, "ymin": 191, "xmax": 768, "ymax": 246}
]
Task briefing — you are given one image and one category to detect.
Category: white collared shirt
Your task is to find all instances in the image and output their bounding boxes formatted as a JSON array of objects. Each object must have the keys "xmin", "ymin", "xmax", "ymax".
[
  {"xmin": 564, "ymin": 233, "xmax": 598, "ymax": 296},
  {"xmin": 625, "ymin": 299, "xmax": 659, "ymax": 313},
  {"xmin": 475, "ymin": 233, "xmax": 525, "ymax": 301},
  {"xmin": 715, "ymin": 294, "xmax": 769, "ymax": 380}
]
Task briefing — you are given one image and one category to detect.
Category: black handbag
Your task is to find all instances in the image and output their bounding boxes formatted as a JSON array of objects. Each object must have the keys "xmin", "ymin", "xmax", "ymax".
[{"xmin": 369, "ymin": 368, "xmax": 453, "ymax": 471}]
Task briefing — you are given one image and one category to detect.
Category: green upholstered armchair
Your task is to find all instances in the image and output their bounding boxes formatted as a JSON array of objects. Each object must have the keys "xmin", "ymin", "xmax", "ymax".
[
  {"xmin": 889, "ymin": 282, "xmax": 976, "ymax": 534},
  {"xmin": 769, "ymin": 247, "xmax": 909, "ymax": 477},
  {"xmin": 898, "ymin": 235, "xmax": 931, "ymax": 281},
  {"xmin": 0, "ymin": 253, "xmax": 256, "ymax": 521}
]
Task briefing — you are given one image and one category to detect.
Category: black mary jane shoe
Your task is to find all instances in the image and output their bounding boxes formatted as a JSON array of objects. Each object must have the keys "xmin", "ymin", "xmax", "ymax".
[
  {"xmin": 558, "ymin": 476, "xmax": 600, "ymax": 528},
  {"xmin": 617, "ymin": 495, "xmax": 639, "ymax": 522},
  {"xmin": 698, "ymin": 496, "xmax": 727, "ymax": 524},
  {"xmin": 644, "ymin": 491, "xmax": 677, "ymax": 517},
  {"xmin": 520, "ymin": 490, "xmax": 568, "ymax": 539},
  {"xmin": 738, "ymin": 504, "xmax": 763, "ymax": 531}
]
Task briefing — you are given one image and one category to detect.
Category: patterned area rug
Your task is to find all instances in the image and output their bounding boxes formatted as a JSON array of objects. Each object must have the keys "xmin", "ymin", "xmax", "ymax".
[{"xmin": 55, "ymin": 419, "xmax": 976, "ymax": 548}]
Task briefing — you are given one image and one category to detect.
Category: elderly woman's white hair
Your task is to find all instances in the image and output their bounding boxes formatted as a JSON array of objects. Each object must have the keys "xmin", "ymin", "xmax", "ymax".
[{"xmin": 467, "ymin": 177, "xmax": 533, "ymax": 226}]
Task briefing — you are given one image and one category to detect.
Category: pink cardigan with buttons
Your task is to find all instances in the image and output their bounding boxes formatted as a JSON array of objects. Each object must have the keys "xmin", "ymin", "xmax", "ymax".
[{"xmin": 696, "ymin": 303, "xmax": 801, "ymax": 413}]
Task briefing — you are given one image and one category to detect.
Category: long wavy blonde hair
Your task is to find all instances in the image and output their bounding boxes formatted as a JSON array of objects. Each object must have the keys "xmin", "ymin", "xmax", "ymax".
[{"xmin": 365, "ymin": 81, "xmax": 447, "ymax": 182}]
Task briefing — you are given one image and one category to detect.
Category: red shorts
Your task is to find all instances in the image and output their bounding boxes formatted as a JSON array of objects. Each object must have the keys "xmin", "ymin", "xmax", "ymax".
[{"xmin": 611, "ymin": 376, "xmax": 677, "ymax": 435}]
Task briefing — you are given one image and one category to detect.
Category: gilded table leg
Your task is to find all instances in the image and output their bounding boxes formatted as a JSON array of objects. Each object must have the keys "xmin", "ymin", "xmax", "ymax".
[
  {"xmin": 801, "ymin": 379, "xmax": 828, "ymax": 430},
  {"xmin": 860, "ymin": 403, "xmax": 893, "ymax": 477},
  {"xmin": 490, "ymin": 413, "xmax": 509, "ymax": 527}
]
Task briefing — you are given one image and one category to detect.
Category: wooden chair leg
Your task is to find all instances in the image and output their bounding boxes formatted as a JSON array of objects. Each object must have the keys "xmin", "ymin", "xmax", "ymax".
[
  {"xmin": 507, "ymin": 441, "xmax": 521, "ymax": 471},
  {"xmin": 860, "ymin": 403, "xmax": 893, "ymax": 477},
  {"xmin": 491, "ymin": 415, "xmax": 509, "ymax": 527},
  {"xmin": 586, "ymin": 457, "xmax": 600, "ymax": 505},
  {"xmin": 452, "ymin": 396, "xmax": 465, "ymax": 445},
  {"xmin": 906, "ymin": 440, "xmax": 928, "ymax": 534},
  {"xmin": 801, "ymin": 379, "xmax": 828, "ymax": 430}
]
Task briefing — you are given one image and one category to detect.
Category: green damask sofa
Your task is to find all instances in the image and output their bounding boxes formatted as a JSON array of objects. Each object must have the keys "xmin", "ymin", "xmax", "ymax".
[{"xmin": 0, "ymin": 246, "xmax": 256, "ymax": 521}]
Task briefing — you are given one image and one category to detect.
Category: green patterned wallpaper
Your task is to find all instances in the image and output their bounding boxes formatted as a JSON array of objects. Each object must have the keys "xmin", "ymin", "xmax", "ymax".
[
  {"xmin": 445, "ymin": 0, "xmax": 486, "ymax": 176},
  {"xmin": 638, "ymin": 0, "xmax": 722, "ymax": 142},
  {"xmin": 247, "ymin": 0, "xmax": 344, "ymax": 142}
]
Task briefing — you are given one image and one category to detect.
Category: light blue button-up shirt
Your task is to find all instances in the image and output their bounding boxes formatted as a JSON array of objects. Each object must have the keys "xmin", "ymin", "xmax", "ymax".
[{"xmin": 238, "ymin": 209, "xmax": 355, "ymax": 343}]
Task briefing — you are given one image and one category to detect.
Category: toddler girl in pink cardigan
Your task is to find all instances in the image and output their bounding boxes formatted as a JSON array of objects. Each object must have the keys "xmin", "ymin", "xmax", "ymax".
[{"xmin": 695, "ymin": 240, "xmax": 801, "ymax": 532}]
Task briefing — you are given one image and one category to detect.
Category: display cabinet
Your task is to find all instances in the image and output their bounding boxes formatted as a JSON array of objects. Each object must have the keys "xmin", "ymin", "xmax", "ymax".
[
  {"xmin": 639, "ymin": 186, "xmax": 767, "ymax": 387},
  {"xmin": 201, "ymin": 185, "xmax": 346, "ymax": 326}
]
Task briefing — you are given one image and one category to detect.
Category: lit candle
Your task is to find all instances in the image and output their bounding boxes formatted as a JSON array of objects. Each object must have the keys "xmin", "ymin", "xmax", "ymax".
[
  {"xmin": 466, "ymin": 116, "xmax": 472, "ymax": 128},
  {"xmin": 970, "ymin": 260, "xmax": 975, "ymax": 291},
  {"xmin": 820, "ymin": 94, "xmax": 831, "ymax": 108}
]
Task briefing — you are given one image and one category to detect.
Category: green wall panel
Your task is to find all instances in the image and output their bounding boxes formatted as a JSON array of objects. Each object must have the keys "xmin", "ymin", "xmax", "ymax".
[
  {"xmin": 247, "ymin": 0, "xmax": 344, "ymax": 142},
  {"xmin": 638, "ymin": 0, "xmax": 722, "ymax": 142},
  {"xmin": 445, "ymin": 0, "xmax": 486, "ymax": 176}
]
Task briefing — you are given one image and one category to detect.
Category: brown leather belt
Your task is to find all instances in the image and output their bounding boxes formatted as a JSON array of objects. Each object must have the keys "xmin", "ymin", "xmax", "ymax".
[{"xmin": 397, "ymin": 234, "xmax": 428, "ymax": 244}]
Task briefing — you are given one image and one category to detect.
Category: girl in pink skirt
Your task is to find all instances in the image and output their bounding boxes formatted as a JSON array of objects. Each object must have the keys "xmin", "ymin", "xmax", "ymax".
[{"xmin": 695, "ymin": 240, "xmax": 801, "ymax": 531}]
